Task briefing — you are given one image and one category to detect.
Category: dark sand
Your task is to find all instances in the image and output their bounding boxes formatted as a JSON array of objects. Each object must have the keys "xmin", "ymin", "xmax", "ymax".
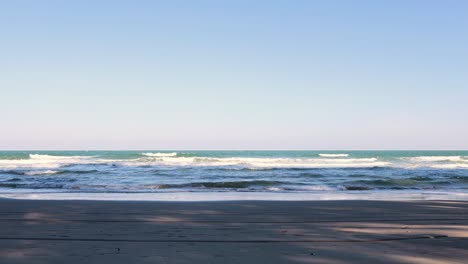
[{"xmin": 0, "ymin": 199, "xmax": 467, "ymax": 263}]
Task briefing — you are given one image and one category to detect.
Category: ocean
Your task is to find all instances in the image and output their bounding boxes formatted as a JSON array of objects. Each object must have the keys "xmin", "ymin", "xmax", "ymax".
[{"xmin": 1, "ymin": 151, "xmax": 468, "ymax": 200}]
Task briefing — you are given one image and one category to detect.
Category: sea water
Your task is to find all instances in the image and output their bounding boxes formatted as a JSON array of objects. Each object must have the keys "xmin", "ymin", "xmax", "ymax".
[{"xmin": 0, "ymin": 151, "xmax": 467, "ymax": 200}]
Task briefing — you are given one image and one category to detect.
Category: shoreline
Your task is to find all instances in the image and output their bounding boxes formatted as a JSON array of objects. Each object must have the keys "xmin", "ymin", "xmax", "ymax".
[
  {"xmin": 0, "ymin": 199, "xmax": 467, "ymax": 263},
  {"xmin": 1, "ymin": 190, "xmax": 468, "ymax": 201}
]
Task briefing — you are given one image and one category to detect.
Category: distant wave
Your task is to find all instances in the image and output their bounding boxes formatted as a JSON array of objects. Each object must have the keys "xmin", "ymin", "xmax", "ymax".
[
  {"xmin": 319, "ymin": 154, "xmax": 349, "ymax": 157},
  {"xmin": 0, "ymin": 154, "xmax": 94, "ymax": 169},
  {"xmin": 0, "ymin": 156, "xmax": 387, "ymax": 169},
  {"xmin": 406, "ymin": 156, "xmax": 462, "ymax": 162},
  {"xmin": 142, "ymin": 152, "xmax": 177, "ymax": 157},
  {"xmin": 2, "ymin": 153, "xmax": 468, "ymax": 172},
  {"xmin": 120, "ymin": 157, "xmax": 387, "ymax": 169},
  {"xmin": 29, "ymin": 154, "xmax": 62, "ymax": 160},
  {"xmin": 29, "ymin": 154, "xmax": 94, "ymax": 160},
  {"xmin": 429, "ymin": 164, "xmax": 468, "ymax": 169}
]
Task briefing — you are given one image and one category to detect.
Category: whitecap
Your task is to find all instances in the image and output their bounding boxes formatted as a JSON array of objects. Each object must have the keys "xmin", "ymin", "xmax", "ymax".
[
  {"xmin": 319, "ymin": 154, "xmax": 349, "ymax": 158},
  {"xmin": 405, "ymin": 156, "xmax": 462, "ymax": 162},
  {"xmin": 429, "ymin": 164, "xmax": 468, "ymax": 169},
  {"xmin": 29, "ymin": 154, "xmax": 93, "ymax": 160},
  {"xmin": 267, "ymin": 187, "xmax": 282, "ymax": 191},
  {"xmin": 0, "ymin": 154, "xmax": 95, "ymax": 169},
  {"xmin": 298, "ymin": 185, "xmax": 335, "ymax": 191},
  {"xmin": 142, "ymin": 152, "xmax": 177, "ymax": 157},
  {"xmin": 119, "ymin": 157, "xmax": 387, "ymax": 169}
]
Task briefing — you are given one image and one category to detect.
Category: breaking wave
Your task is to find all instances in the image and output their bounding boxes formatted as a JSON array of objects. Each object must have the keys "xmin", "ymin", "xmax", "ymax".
[
  {"xmin": 119, "ymin": 157, "xmax": 387, "ymax": 168},
  {"xmin": 405, "ymin": 156, "xmax": 463, "ymax": 162},
  {"xmin": 1, "ymin": 151, "xmax": 468, "ymax": 195},
  {"xmin": 0, "ymin": 154, "xmax": 95, "ymax": 169},
  {"xmin": 1, "ymin": 153, "xmax": 468, "ymax": 171},
  {"xmin": 142, "ymin": 152, "xmax": 178, "ymax": 157},
  {"xmin": 319, "ymin": 154, "xmax": 349, "ymax": 157}
]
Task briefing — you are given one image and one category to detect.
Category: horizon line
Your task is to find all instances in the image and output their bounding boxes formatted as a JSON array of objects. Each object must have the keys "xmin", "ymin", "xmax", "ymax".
[{"xmin": 1, "ymin": 149, "xmax": 467, "ymax": 152}]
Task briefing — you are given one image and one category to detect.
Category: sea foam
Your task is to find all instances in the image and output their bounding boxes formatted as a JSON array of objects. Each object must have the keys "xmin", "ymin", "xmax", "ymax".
[
  {"xmin": 120, "ymin": 157, "xmax": 386, "ymax": 168},
  {"xmin": 142, "ymin": 152, "xmax": 178, "ymax": 157},
  {"xmin": 0, "ymin": 154, "xmax": 95, "ymax": 169},
  {"xmin": 406, "ymin": 156, "xmax": 462, "ymax": 162},
  {"xmin": 319, "ymin": 154, "xmax": 349, "ymax": 157}
]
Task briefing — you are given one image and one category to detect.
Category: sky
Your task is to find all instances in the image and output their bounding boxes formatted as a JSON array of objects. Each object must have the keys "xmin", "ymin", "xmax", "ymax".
[{"xmin": 0, "ymin": 0, "xmax": 467, "ymax": 150}]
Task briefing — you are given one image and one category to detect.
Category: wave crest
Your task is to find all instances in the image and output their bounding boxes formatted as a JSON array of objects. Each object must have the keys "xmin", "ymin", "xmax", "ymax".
[
  {"xmin": 0, "ymin": 154, "xmax": 94, "ymax": 169},
  {"xmin": 142, "ymin": 152, "xmax": 177, "ymax": 157},
  {"xmin": 406, "ymin": 156, "xmax": 462, "ymax": 162},
  {"xmin": 121, "ymin": 157, "xmax": 386, "ymax": 168},
  {"xmin": 319, "ymin": 154, "xmax": 349, "ymax": 157},
  {"xmin": 29, "ymin": 154, "xmax": 93, "ymax": 160}
]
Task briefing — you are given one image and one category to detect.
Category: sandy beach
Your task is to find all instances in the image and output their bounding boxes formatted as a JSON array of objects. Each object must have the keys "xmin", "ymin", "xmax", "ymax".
[{"xmin": 0, "ymin": 199, "xmax": 467, "ymax": 263}]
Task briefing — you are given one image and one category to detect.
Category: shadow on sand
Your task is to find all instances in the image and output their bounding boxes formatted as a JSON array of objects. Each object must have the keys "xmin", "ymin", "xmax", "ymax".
[{"xmin": 0, "ymin": 199, "xmax": 467, "ymax": 263}]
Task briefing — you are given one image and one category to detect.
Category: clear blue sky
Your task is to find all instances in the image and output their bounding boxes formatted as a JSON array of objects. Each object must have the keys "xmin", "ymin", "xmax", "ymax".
[{"xmin": 1, "ymin": 0, "xmax": 467, "ymax": 150}]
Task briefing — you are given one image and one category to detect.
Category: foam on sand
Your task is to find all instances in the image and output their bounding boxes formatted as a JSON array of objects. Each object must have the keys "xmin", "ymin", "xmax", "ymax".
[{"xmin": 1, "ymin": 190, "xmax": 467, "ymax": 201}]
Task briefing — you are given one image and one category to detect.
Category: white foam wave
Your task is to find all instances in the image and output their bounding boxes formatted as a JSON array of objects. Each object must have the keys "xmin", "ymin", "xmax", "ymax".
[
  {"xmin": 119, "ymin": 157, "xmax": 387, "ymax": 168},
  {"xmin": 29, "ymin": 154, "xmax": 60, "ymax": 160},
  {"xmin": 0, "ymin": 154, "xmax": 95, "ymax": 169},
  {"xmin": 319, "ymin": 154, "xmax": 349, "ymax": 157},
  {"xmin": 267, "ymin": 187, "xmax": 281, "ymax": 191},
  {"xmin": 297, "ymin": 185, "xmax": 335, "ymax": 191},
  {"xmin": 406, "ymin": 156, "xmax": 462, "ymax": 162},
  {"xmin": 429, "ymin": 164, "xmax": 468, "ymax": 169},
  {"xmin": 8, "ymin": 154, "xmax": 457, "ymax": 170},
  {"xmin": 24, "ymin": 170, "xmax": 59, "ymax": 176},
  {"xmin": 142, "ymin": 152, "xmax": 177, "ymax": 157},
  {"xmin": 29, "ymin": 154, "xmax": 93, "ymax": 160}
]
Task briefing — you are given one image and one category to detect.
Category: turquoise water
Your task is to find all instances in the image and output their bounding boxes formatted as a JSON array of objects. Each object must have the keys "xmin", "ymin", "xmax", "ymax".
[{"xmin": 0, "ymin": 151, "xmax": 468, "ymax": 196}]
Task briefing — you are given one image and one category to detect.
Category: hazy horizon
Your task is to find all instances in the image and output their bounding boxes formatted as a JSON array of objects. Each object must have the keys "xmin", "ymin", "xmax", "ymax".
[
  {"xmin": 1, "ymin": 1, "xmax": 467, "ymax": 150},
  {"xmin": 1, "ymin": 149, "xmax": 468, "ymax": 152}
]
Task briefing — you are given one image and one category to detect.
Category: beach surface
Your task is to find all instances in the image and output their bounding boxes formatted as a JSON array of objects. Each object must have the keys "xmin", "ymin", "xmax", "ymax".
[{"xmin": 0, "ymin": 199, "xmax": 467, "ymax": 263}]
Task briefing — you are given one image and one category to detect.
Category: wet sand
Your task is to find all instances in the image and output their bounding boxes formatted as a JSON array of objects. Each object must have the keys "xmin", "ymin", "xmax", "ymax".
[{"xmin": 0, "ymin": 199, "xmax": 467, "ymax": 263}]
